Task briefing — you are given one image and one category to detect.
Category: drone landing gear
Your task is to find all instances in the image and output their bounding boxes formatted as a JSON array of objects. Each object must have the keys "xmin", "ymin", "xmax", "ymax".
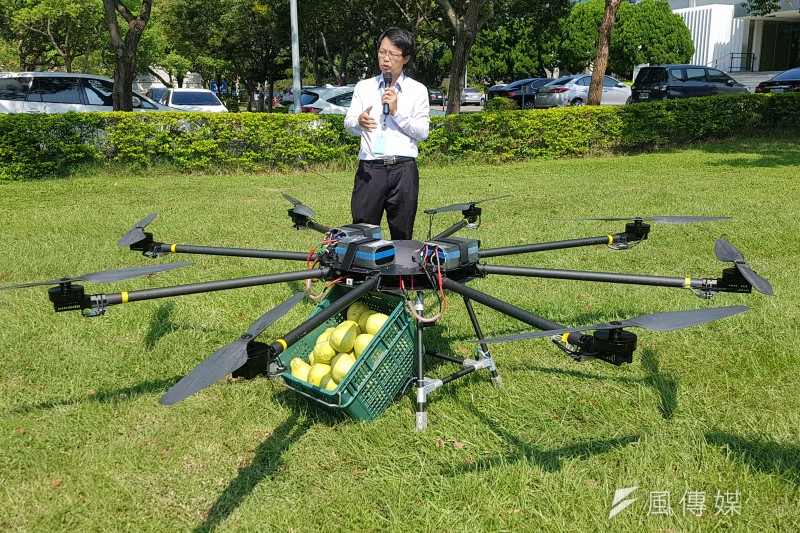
[{"xmin": 413, "ymin": 294, "xmax": 502, "ymax": 432}]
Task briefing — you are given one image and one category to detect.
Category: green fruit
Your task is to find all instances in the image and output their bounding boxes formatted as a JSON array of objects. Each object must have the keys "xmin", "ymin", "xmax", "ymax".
[
  {"xmin": 365, "ymin": 313, "xmax": 389, "ymax": 335},
  {"xmin": 313, "ymin": 340, "xmax": 336, "ymax": 364},
  {"xmin": 358, "ymin": 309, "xmax": 377, "ymax": 332},
  {"xmin": 316, "ymin": 327, "xmax": 335, "ymax": 345},
  {"xmin": 346, "ymin": 302, "xmax": 371, "ymax": 322},
  {"xmin": 353, "ymin": 333, "xmax": 374, "ymax": 358},
  {"xmin": 289, "ymin": 357, "xmax": 311, "ymax": 382},
  {"xmin": 329, "ymin": 320, "xmax": 359, "ymax": 353},
  {"xmin": 308, "ymin": 363, "xmax": 331, "ymax": 387},
  {"xmin": 331, "ymin": 352, "xmax": 356, "ymax": 382},
  {"xmin": 320, "ymin": 374, "xmax": 338, "ymax": 391}
]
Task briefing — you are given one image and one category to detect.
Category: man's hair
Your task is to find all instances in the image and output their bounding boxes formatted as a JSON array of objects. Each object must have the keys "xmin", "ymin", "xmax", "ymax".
[{"xmin": 378, "ymin": 27, "xmax": 414, "ymax": 58}]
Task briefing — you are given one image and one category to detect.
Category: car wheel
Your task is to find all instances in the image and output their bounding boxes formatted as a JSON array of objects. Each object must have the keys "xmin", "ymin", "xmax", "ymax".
[
  {"xmin": 569, "ymin": 98, "xmax": 584, "ymax": 107},
  {"xmin": 625, "ymin": 97, "xmax": 632, "ymax": 105},
  {"xmin": 523, "ymin": 101, "xmax": 535, "ymax": 110},
  {"xmin": 480, "ymin": 98, "xmax": 485, "ymax": 106}
]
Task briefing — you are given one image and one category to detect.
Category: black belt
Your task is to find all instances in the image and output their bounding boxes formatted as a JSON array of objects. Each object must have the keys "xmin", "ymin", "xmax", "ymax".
[{"xmin": 362, "ymin": 156, "xmax": 416, "ymax": 166}]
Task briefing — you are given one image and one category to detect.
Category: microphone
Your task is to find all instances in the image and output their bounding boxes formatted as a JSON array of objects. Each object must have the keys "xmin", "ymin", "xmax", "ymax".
[{"xmin": 382, "ymin": 71, "xmax": 392, "ymax": 115}]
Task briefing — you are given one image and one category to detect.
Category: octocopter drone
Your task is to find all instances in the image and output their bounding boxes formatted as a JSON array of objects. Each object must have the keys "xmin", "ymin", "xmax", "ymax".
[{"xmin": 2, "ymin": 194, "xmax": 772, "ymax": 430}]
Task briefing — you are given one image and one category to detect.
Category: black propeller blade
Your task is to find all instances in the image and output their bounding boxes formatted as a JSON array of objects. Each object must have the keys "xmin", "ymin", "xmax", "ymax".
[
  {"xmin": 282, "ymin": 194, "xmax": 316, "ymax": 218},
  {"xmin": 557, "ymin": 216, "xmax": 731, "ymax": 224},
  {"xmin": 715, "ymin": 239, "xmax": 774, "ymax": 296},
  {"xmin": 0, "ymin": 262, "xmax": 193, "ymax": 291},
  {"xmin": 160, "ymin": 291, "xmax": 305, "ymax": 406},
  {"xmin": 117, "ymin": 213, "xmax": 158, "ymax": 246},
  {"xmin": 424, "ymin": 194, "xmax": 512, "ymax": 215},
  {"xmin": 473, "ymin": 305, "xmax": 749, "ymax": 344}
]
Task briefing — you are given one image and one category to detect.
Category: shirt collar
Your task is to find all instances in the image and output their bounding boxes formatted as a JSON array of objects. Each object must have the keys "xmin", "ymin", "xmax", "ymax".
[{"xmin": 379, "ymin": 72, "xmax": 406, "ymax": 92}]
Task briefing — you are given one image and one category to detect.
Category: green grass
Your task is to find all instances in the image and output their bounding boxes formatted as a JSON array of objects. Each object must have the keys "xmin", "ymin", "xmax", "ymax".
[{"xmin": 1, "ymin": 135, "xmax": 799, "ymax": 531}]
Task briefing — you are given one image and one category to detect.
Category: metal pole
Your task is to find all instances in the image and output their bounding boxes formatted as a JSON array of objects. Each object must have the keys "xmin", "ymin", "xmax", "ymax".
[{"xmin": 290, "ymin": 0, "xmax": 302, "ymax": 113}]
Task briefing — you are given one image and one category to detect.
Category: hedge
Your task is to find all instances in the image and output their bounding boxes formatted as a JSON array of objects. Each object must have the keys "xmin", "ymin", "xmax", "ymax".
[{"xmin": 1, "ymin": 93, "xmax": 798, "ymax": 181}]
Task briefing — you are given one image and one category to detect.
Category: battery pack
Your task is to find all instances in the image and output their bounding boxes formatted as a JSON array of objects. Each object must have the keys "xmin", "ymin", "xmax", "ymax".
[
  {"xmin": 422, "ymin": 238, "xmax": 480, "ymax": 270},
  {"xmin": 327, "ymin": 224, "xmax": 382, "ymax": 241},
  {"xmin": 335, "ymin": 236, "xmax": 396, "ymax": 270}
]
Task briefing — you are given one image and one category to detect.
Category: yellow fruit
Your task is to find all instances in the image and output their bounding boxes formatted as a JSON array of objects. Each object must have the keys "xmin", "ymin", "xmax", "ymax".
[
  {"xmin": 353, "ymin": 333, "xmax": 374, "ymax": 358},
  {"xmin": 316, "ymin": 327, "xmax": 335, "ymax": 345},
  {"xmin": 320, "ymin": 374, "xmax": 338, "ymax": 391},
  {"xmin": 313, "ymin": 340, "xmax": 336, "ymax": 364},
  {"xmin": 329, "ymin": 320, "xmax": 359, "ymax": 353},
  {"xmin": 365, "ymin": 313, "xmax": 389, "ymax": 335},
  {"xmin": 358, "ymin": 309, "xmax": 377, "ymax": 332},
  {"xmin": 308, "ymin": 363, "xmax": 331, "ymax": 387},
  {"xmin": 346, "ymin": 301, "xmax": 371, "ymax": 322},
  {"xmin": 308, "ymin": 352, "xmax": 316, "ymax": 365},
  {"xmin": 289, "ymin": 358, "xmax": 311, "ymax": 382},
  {"xmin": 331, "ymin": 352, "xmax": 356, "ymax": 382}
]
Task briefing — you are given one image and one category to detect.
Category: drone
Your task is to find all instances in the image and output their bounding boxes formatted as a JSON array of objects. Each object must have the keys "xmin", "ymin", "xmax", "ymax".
[{"xmin": 1, "ymin": 194, "xmax": 773, "ymax": 430}]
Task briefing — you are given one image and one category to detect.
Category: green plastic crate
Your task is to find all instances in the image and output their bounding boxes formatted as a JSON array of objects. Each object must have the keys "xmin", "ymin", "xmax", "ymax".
[{"xmin": 278, "ymin": 284, "xmax": 415, "ymax": 420}]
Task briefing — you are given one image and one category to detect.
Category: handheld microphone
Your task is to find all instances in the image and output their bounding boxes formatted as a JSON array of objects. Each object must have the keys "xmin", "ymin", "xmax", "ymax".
[{"xmin": 382, "ymin": 71, "xmax": 392, "ymax": 115}]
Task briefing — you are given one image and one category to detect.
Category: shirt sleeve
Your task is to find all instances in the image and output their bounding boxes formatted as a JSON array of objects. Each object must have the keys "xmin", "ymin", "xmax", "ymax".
[
  {"xmin": 344, "ymin": 82, "xmax": 365, "ymax": 136},
  {"xmin": 392, "ymin": 82, "xmax": 430, "ymax": 142}
]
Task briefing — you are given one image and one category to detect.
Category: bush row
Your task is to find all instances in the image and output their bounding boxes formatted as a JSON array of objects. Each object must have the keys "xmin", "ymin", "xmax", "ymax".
[{"xmin": 1, "ymin": 93, "xmax": 798, "ymax": 181}]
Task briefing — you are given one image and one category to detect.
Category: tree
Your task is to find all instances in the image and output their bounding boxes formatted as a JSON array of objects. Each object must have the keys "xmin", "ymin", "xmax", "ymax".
[
  {"xmin": 558, "ymin": 0, "xmax": 605, "ymax": 74},
  {"xmin": 102, "ymin": 0, "xmax": 152, "ymax": 111},
  {"xmin": 587, "ymin": 0, "xmax": 622, "ymax": 105}
]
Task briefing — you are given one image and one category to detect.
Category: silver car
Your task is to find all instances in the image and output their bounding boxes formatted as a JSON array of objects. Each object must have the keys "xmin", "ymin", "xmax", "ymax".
[
  {"xmin": 460, "ymin": 87, "xmax": 485, "ymax": 106},
  {"xmin": 291, "ymin": 86, "xmax": 354, "ymax": 114},
  {"xmin": 535, "ymin": 74, "xmax": 631, "ymax": 108}
]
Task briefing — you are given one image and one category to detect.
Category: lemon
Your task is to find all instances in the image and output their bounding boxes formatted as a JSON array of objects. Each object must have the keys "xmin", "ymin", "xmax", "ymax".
[
  {"xmin": 365, "ymin": 313, "xmax": 389, "ymax": 335},
  {"xmin": 329, "ymin": 320, "xmax": 359, "ymax": 353},
  {"xmin": 289, "ymin": 358, "xmax": 311, "ymax": 382},
  {"xmin": 313, "ymin": 340, "xmax": 336, "ymax": 364},
  {"xmin": 358, "ymin": 309, "xmax": 377, "ymax": 332},
  {"xmin": 316, "ymin": 327, "xmax": 335, "ymax": 345},
  {"xmin": 320, "ymin": 374, "xmax": 338, "ymax": 391},
  {"xmin": 346, "ymin": 301, "xmax": 371, "ymax": 322},
  {"xmin": 353, "ymin": 333, "xmax": 374, "ymax": 358},
  {"xmin": 331, "ymin": 352, "xmax": 356, "ymax": 382},
  {"xmin": 308, "ymin": 351, "xmax": 316, "ymax": 365},
  {"xmin": 308, "ymin": 363, "xmax": 331, "ymax": 387}
]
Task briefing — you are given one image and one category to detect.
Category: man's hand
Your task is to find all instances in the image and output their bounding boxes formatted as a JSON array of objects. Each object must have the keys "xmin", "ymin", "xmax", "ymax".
[
  {"xmin": 359, "ymin": 106, "xmax": 377, "ymax": 131},
  {"xmin": 382, "ymin": 87, "xmax": 397, "ymax": 115}
]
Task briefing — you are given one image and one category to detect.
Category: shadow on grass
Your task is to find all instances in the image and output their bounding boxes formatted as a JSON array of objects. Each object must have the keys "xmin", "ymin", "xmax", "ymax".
[
  {"xmin": 705, "ymin": 431, "xmax": 800, "ymax": 486},
  {"xmin": 699, "ymin": 136, "xmax": 800, "ymax": 169},
  {"xmin": 507, "ymin": 347, "xmax": 678, "ymax": 420},
  {"xmin": 444, "ymin": 405, "xmax": 639, "ymax": 474},
  {"xmin": 194, "ymin": 409, "xmax": 324, "ymax": 532},
  {"xmin": 7, "ymin": 376, "xmax": 182, "ymax": 414}
]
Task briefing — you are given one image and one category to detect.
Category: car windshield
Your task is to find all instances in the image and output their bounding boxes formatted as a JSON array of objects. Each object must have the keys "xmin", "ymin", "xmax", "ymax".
[
  {"xmin": 551, "ymin": 77, "xmax": 575, "ymax": 86},
  {"xmin": 172, "ymin": 92, "xmax": 221, "ymax": 105},
  {"xmin": 464, "ymin": 88, "xmax": 478, "ymax": 94},
  {"xmin": 773, "ymin": 68, "xmax": 800, "ymax": 81},
  {"xmin": 636, "ymin": 68, "xmax": 667, "ymax": 84}
]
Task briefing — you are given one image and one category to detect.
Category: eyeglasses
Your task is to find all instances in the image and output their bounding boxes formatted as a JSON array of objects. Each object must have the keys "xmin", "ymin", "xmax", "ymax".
[{"xmin": 378, "ymin": 49, "xmax": 403, "ymax": 60}]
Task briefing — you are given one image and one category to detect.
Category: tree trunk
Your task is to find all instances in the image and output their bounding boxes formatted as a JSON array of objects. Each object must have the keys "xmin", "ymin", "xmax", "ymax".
[
  {"xmin": 102, "ymin": 0, "xmax": 152, "ymax": 111},
  {"xmin": 588, "ymin": 0, "xmax": 621, "ymax": 105}
]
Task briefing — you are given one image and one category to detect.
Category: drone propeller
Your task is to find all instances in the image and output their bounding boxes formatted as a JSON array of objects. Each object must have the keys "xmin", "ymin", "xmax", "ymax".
[
  {"xmin": 0, "ymin": 262, "xmax": 193, "ymax": 291},
  {"xmin": 715, "ymin": 239, "xmax": 773, "ymax": 296},
  {"xmin": 160, "ymin": 291, "xmax": 305, "ymax": 406},
  {"xmin": 282, "ymin": 193, "xmax": 316, "ymax": 218},
  {"xmin": 117, "ymin": 213, "xmax": 158, "ymax": 246},
  {"xmin": 557, "ymin": 216, "xmax": 731, "ymax": 224},
  {"xmin": 424, "ymin": 194, "xmax": 512, "ymax": 215},
  {"xmin": 473, "ymin": 305, "xmax": 749, "ymax": 344}
]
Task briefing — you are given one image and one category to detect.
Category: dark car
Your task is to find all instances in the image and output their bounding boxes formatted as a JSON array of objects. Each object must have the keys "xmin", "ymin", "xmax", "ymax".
[
  {"xmin": 428, "ymin": 88, "xmax": 444, "ymax": 106},
  {"xmin": 631, "ymin": 65, "xmax": 748, "ymax": 102},
  {"xmin": 489, "ymin": 78, "xmax": 553, "ymax": 109},
  {"xmin": 145, "ymin": 87, "xmax": 168, "ymax": 102},
  {"xmin": 754, "ymin": 67, "xmax": 800, "ymax": 94}
]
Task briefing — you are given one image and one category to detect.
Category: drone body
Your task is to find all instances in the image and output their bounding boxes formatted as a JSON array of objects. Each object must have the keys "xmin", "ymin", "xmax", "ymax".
[{"xmin": 1, "ymin": 195, "xmax": 772, "ymax": 430}]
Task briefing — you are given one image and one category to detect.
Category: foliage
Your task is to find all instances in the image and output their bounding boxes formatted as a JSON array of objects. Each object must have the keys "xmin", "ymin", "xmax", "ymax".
[
  {"xmin": 484, "ymin": 96, "xmax": 519, "ymax": 111},
  {"xmin": 3, "ymin": 94, "xmax": 799, "ymax": 181},
  {"xmin": 557, "ymin": 0, "xmax": 605, "ymax": 74}
]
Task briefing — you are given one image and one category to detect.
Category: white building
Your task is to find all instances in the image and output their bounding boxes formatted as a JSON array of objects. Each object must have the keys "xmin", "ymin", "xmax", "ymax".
[{"xmin": 668, "ymin": 0, "xmax": 800, "ymax": 73}]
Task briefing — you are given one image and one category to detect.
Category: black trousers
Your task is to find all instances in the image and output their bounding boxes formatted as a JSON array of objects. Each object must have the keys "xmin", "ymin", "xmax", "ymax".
[{"xmin": 351, "ymin": 159, "xmax": 419, "ymax": 240}]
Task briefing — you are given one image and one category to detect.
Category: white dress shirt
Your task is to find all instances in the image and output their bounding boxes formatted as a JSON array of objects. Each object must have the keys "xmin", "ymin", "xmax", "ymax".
[{"xmin": 344, "ymin": 72, "xmax": 430, "ymax": 160}]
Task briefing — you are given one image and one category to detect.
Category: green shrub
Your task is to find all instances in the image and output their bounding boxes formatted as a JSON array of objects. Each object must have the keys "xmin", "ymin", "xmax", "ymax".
[
  {"xmin": 484, "ymin": 97, "xmax": 519, "ymax": 112},
  {"xmin": 1, "ymin": 93, "xmax": 798, "ymax": 180}
]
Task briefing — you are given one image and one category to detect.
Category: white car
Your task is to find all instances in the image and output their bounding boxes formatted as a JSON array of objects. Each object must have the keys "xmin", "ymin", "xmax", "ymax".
[
  {"xmin": 0, "ymin": 71, "xmax": 168, "ymax": 113},
  {"xmin": 159, "ymin": 88, "xmax": 228, "ymax": 112},
  {"xmin": 535, "ymin": 74, "xmax": 631, "ymax": 108},
  {"xmin": 291, "ymin": 86, "xmax": 354, "ymax": 114}
]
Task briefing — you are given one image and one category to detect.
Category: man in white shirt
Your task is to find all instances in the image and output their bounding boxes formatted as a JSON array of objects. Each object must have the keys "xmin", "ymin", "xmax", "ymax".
[{"xmin": 344, "ymin": 27, "xmax": 430, "ymax": 241}]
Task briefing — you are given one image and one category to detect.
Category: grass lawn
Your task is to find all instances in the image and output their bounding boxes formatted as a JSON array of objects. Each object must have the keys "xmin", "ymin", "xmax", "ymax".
[{"xmin": 1, "ymin": 135, "xmax": 798, "ymax": 531}]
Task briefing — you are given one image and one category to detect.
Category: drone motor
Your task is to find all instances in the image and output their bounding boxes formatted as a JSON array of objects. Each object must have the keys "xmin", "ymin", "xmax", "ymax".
[
  {"xmin": 562, "ymin": 327, "xmax": 638, "ymax": 365},
  {"xmin": 48, "ymin": 283, "xmax": 85, "ymax": 313}
]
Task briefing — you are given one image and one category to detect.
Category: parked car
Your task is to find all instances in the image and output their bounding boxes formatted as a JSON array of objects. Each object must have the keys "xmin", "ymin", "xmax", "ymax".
[
  {"xmin": 535, "ymin": 74, "xmax": 631, "ymax": 108},
  {"xmin": 486, "ymin": 83, "xmax": 507, "ymax": 97},
  {"xmin": 0, "ymin": 71, "xmax": 168, "ymax": 113},
  {"xmin": 159, "ymin": 88, "xmax": 228, "ymax": 112},
  {"xmin": 280, "ymin": 85, "xmax": 316, "ymax": 105},
  {"xmin": 631, "ymin": 65, "xmax": 748, "ymax": 102},
  {"xmin": 754, "ymin": 67, "xmax": 800, "ymax": 94},
  {"xmin": 460, "ymin": 87, "xmax": 485, "ymax": 106},
  {"xmin": 292, "ymin": 86, "xmax": 354, "ymax": 114},
  {"xmin": 145, "ymin": 87, "xmax": 168, "ymax": 102},
  {"xmin": 428, "ymin": 87, "xmax": 444, "ymax": 106},
  {"xmin": 489, "ymin": 78, "xmax": 553, "ymax": 109}
]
